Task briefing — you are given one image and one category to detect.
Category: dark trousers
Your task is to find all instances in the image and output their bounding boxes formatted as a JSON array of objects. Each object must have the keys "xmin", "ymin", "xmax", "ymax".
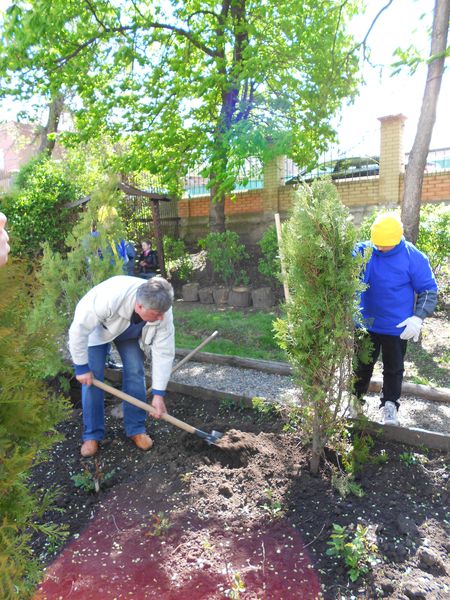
[{"xmin": 353, "ymin": 331, "xmax": 407, "ymax": 409}]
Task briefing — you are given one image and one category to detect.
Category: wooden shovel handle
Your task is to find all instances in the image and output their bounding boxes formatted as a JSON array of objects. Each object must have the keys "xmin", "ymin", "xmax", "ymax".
[{"xmin": 92, "ymin": 378, "xmax": 196, "ymax": 435}]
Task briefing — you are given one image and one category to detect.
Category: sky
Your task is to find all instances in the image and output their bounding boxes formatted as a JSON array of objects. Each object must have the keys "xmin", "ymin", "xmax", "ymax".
[
  {"xmin": 334, "ymin": 0, "xmax": 450, "ymax": 156},
  {"xmin": 0, "ymin": 0, "xmax": 449, "ymax": 158}
]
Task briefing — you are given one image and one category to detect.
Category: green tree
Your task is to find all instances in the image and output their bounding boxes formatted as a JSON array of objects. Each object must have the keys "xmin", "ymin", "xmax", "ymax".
[
  {"xmin": 0, "ymin": 0, "xmax": 360, "ymax": 232},
  {"xmin": 0, "ymin": 261, "xmax": 70, "ymax": 599},
  {"xmin": 274, "ymin": 179, "xmax": 364, "ymax": 474}
]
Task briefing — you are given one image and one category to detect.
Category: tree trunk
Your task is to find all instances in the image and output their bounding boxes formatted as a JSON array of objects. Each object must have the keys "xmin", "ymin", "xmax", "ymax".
[
  {"xmin": 38, "ymin": 93, "xmax": 65, "ymax": 156},
  {"xmin": 401, "ymin": 0, "xmax": 450, "ymax": 243},
  {"xmin": 208, "ymin": 191, "xmax": 226, "ymax": 232}
]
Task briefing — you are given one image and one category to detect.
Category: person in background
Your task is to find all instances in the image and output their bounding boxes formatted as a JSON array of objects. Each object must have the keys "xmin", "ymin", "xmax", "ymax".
[
  {"xmin": 138, "ymin": 240, "xmax": 158, "ymax": 279},
  {"xmin": 352, "ymin": 213, "xmax": 438, "ymax": 425},
  {"xmin": 125, "ymin": 241, "xmax": 137, "ymax": 275},
  {"xmin": 68, "ymin": 276, "xmax": 175, "ymax": 457},
  {"xmin": 0, "ymin": 212, "xmax": 10, "ymax": 267}
]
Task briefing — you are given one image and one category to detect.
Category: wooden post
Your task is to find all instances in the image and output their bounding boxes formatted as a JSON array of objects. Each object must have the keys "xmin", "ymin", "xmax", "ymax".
[
  {"xmin": 151, "ymin": 199, "xmax": 166, "ymax": 278},
  {"xmin": 274, "ymin": 213, "xmax": 290, "ymax": 303}
]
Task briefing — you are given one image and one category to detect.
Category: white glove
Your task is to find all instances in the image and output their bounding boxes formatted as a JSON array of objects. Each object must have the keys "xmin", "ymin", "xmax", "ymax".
[{"xmin": 396, "ymin": 316, "xmax": 423, "ymax": 342}]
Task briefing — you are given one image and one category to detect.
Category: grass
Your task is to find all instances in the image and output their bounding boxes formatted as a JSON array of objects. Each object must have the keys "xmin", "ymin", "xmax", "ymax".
[
  {"xmin": 173, "ymin": 302, "xmax": 450, "ymax": 389},
  {"xmin": 173, "ymin": 303, "xmax": 286, "ymax": 362}
]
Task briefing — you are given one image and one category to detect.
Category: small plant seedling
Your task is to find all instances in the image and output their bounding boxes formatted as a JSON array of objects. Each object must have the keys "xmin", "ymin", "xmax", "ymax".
[
  {"xmin": 327, "ymin": 523, "xmax": 379, "ymax": 582},
  {"xmin": 201, "ymin": 537, "xmax": 215, "ymax": 552},
  {"xmin": 145, "ymin": 511, "xmax": 172, "ymax": 537},
  {"xmin": 225, "ymin": 570, "xmax": 246, "ymax": 599},
  {"xmin": 261, "ymin": 488, "xmax": 284, "ymax": 519},
  {"xmin": 251, "ymin": 396, "xmax": 280, "ymax": 417},
  {"xmin": 71, "ymin": 462, "xmax": 115, "ymax": 493},
  {"xmin": 331, "ymin": 471, "xmax": 365, "ymax": 499},
  {"xmin": 399, "ymin": 452, "xmax": 428, "ymax": 466}
]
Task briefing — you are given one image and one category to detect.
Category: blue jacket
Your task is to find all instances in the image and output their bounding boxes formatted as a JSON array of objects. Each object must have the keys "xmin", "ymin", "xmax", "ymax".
[{"xmin": 355, "ymin": 238, "xmax": 437, "ymax": 335}]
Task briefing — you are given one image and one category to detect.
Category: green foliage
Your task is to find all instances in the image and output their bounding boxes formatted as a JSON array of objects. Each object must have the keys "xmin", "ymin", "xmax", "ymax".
[
  {"xmin": 0, "ymin": 157, "xmax": 81, "ymax": 259},
  {"xmin": 225, "ymin": 571, "xmax": 246, "ymax": 599},
  {"xmin": 358, "ymin": 204, "xmax": 450, "ymax": 280},
  {"xmin": 163, "ymin": 235, "xmax": 194, "ymax": 282},
  {"xmin": 0, "ymin": 0, "xmax": 360, "ymax": 230},
  {"xmin": 146, "ymin": 512, "xmax": 172, "ymax": 537},
  {"xmin": 331, "ymin": 471, "xmax": 365, "ymax": 499},
  {"xmin": 199, "ymin": 231, "xmax": 249, "ymax": 286},
  {"xmin": 399, "ymin": 451, "xmax": 428, "ymax": 466},
  {"xmin": 327, "ymin": 523, "xmax": 379, "ymax": 582},
  {"xmin": 274, "ymin": 179, "xmax": 365, "ymax": 472},
  {"xmin": 258, "ymin": 225, "xmax": 281, "ymax": 284},
  {"xmin": 71, "ymin": 464, "xmax": 116, "ymax": 493},
  {"xmin": 261, "ymin": 488, "xmax": 284, "ymax": 519},
  {"xmin": 0, "ymin": 261, "xmax": 71, "ymax": 599},
  {"xmin": 27, "ymin": 179, "xmax": 127, "ymax": 377}
]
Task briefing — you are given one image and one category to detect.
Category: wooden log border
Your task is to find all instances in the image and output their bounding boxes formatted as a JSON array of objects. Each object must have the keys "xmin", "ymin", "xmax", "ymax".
[{"xmin": 175, "ymin": 349, "xmax": 450, "ymax": 404}]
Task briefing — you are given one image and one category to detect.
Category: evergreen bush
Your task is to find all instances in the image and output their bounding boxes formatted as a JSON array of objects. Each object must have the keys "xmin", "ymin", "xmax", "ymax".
[
  {"xmin": 0, "ymin": 261, "xmax": 71, "ymax": 599},
  {"xmin": 274, "ymin": 179, "xmax": 365, "ymax": 474},
  {"xmin": 199, "ymin": 231, "xmax": 249, "ymax": 286},
  {"xmin": 258, "ymin": 225, "xmax": 281, "ymax": 284},
  {"xmin": 1, "ymin": 158, "xmax": 81, "ymax": 258},
  {"xmin": 27, "ymin": 180, "xmax": 127, "ymax": 378}
]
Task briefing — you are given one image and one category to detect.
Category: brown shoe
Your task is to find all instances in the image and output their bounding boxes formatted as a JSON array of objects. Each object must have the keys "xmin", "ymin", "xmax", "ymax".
[
  {"xmin": 80, "ymin": 439, "xmax": 99, "ymax": 457},
  {"xmin": 130, "ymin": 433, "xmax": 153, "ymax": 451}
]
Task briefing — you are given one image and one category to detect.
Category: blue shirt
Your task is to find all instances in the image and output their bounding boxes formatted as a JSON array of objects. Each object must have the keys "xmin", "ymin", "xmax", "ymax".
[{"xmin": 356, "ymin": 238, "xmax": 437, "ymax": 335}]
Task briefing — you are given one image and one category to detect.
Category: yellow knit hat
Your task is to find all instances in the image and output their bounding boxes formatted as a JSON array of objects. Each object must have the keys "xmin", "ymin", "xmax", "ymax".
[{"xmin": 370, "ymin": 214, "xmax": 403, "ymax": 246}]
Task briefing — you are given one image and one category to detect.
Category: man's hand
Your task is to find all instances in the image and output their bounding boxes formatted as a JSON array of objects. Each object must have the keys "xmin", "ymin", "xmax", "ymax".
[
  {"xmin": 396, "ymin": 316, "xmax": 423, "ymax": 342},
  {"xmin": 76, "ymin": 372, "xmax": 94, "ymax": 386},
  {"xmin": 151, "ymin": 394, "xmax": 167, "ymax": 419}
]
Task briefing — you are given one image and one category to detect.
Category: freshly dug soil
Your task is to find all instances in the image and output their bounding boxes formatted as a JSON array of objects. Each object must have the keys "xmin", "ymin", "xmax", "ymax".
[{"xmin": 32, "ymin": 391, "xmax": 449, "ymax": 599}]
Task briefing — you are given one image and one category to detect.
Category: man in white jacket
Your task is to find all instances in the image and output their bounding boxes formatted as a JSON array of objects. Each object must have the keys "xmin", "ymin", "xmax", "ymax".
[{"xmin": 69, "ymin": 276, "xmax": 175, "ymax": 457}]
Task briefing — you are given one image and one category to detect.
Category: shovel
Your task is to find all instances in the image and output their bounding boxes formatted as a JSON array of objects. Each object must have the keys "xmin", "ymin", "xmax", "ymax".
[{"xmin": 92, "ymin": 378, "xmax": 224, "ymax": 446}]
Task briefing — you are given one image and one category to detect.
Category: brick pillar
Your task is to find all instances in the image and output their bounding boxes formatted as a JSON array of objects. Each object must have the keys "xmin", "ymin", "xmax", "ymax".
[
  {"xmin": 262, "ymin": 155, "xmax": 286, "ymax": 212},
  {"xmin": 378, "ymin": 114, "xmax": 406, "ymax": 205}
]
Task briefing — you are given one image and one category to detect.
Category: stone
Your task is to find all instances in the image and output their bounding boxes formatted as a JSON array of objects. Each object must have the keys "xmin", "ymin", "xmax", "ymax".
[
  {"xmin": 418, "ymin": 547, "xmax": 447, "ymax": 572},
  {"xmin": 198, "ymin": 287, "xmax": 214, "ymax": 304},
  {"xmin": 182, "ymin": 282, "xmax": 199, "ymax": 302},
  {"xmin": 228, "ymin": 286, "xmax": 251, "ymax": 307},
  {"xmin": 251, "ymin": 286, "xmax": 274, "ymax": 309}
]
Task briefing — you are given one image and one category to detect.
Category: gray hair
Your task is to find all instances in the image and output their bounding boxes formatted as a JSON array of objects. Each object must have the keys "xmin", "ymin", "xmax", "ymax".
[{"xmin": 136, "ymin": 277, "xmax": 174, "ymax": 312}]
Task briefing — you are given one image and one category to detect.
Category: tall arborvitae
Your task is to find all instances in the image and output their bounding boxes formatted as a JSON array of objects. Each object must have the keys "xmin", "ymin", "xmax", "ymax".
[
  {"xmin": 0, "ymin": 260, "xmax": 70, "ymax": 599},
  {"xmin": 274, "ymin": 179, "xmax": 365, "ymax": 474}
]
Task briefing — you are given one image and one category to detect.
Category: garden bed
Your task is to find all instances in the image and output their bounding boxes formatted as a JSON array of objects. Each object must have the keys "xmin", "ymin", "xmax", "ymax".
[{"xmin": 32, "ymin": 392, "xmax": 449, "ymax": 599}]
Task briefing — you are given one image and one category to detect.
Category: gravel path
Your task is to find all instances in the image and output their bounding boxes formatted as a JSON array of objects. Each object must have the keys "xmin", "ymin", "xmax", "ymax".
[{"xmin": 170, "ymin": 359, "xmax": 450, "ymax": 436}]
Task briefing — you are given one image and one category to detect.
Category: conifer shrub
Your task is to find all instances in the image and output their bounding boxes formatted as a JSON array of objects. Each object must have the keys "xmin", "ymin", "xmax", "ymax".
[
  {"xmin": 27, "ymin": 181, "xmax": 126, "ymax": 378},
  {"xmin": 274, "ymin": 179, "xmax": 365, "ymax": 474},
  {"xmin": 0, "ymin": 261, "xmax": 71, "ymax": 599}
]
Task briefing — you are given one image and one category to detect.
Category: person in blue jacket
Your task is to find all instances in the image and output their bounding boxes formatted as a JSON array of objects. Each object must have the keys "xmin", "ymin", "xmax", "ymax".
[{"xmin": 353, "ymin": 213, "xmax": 438, "ymax": 425}]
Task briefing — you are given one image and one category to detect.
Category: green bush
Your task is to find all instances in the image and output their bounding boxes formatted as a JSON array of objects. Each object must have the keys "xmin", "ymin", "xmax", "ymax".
[
  {"xmin": 163, "ymin": 235, "xmax": 193, "ymax": 282},
  {"xmin": 258, "ymin": 225, "xmax": 281, "ymax": 283},
  {"xmin": 199, "ymin": 231, "xmax": 249, "ymax": 286},
  {"xmin": 274, "ymin": 179, "xmax": 365, "ymax": 474},
  {"xmin": 0, "ymin": 261, "xmax": 70, "ymax": 599},
  {"xmin": 1, "ymin": 158, "xmax": 82, "ymax": 259}
]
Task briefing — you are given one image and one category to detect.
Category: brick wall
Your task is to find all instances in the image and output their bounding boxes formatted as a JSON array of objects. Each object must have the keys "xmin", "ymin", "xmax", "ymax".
[{"xmin": 178, "ymin": 113, "xmax": 450, "ymax": 243}]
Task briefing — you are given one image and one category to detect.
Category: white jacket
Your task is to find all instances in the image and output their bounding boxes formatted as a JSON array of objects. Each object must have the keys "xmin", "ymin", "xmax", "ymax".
[{"xmin": 68, "ymin": 276, "xmax": 175, "ymax": 391}]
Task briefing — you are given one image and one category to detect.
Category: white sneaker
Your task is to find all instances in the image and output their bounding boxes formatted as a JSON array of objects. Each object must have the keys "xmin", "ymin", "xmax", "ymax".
[{"xmin": 383, "ymin": 401, "xmax": 399, "ymax": 426}]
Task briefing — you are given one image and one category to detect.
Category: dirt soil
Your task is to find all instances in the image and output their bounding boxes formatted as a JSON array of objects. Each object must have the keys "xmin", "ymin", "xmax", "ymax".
[{"xmin": 32, "ymin": 391, "xmax": 449, "ymax": 599}]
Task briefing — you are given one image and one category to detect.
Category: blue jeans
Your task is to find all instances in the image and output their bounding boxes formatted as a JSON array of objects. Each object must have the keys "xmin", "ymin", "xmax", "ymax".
[{"xmin": 82, "ymin": 339, "xmax": 148, "ymax": 441}]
